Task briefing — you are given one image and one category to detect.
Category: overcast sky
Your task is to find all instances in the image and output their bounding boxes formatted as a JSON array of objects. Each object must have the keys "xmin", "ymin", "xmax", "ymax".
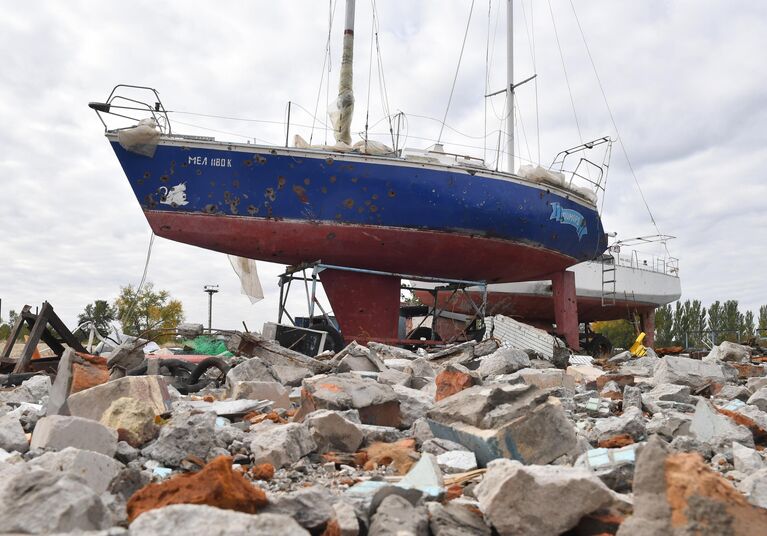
[{"xmin": 1, "ymin": 0, "xmax": 765, "ymax": 333}]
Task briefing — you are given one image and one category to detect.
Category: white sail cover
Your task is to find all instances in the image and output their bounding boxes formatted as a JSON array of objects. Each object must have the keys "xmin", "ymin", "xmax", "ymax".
[
  {"xmin": 118, "ymin": 118, "xmax": 160, "ymax": 157},
  {"xmin": 518, "ymin": 164, "xmax": 597, "ymax": 205},
  {"xmin": 228, "ymin": 256, "xmax": 264, "ymax": 304},
  {"xmin": 294, "ymin": 134, "xmax": 391, "ymax": 155},
  {"xmin": 331, "ymin": 1, "xmax": 356, "ymax": 145}
]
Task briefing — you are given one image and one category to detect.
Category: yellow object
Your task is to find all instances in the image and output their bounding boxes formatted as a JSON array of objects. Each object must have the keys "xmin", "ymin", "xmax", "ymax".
[{"xmin": 629, "ymin": 332, "xmax": 647, "ymax": 357}]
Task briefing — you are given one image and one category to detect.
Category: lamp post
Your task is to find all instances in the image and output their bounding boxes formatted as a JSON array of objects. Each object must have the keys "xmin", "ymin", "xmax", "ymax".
[{"xmin": 203, "ymin": 285, "xmax": 219, "ymax": 332}]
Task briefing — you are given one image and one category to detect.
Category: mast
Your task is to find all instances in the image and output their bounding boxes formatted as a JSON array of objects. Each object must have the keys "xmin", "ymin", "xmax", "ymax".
[
  {"xmin": 333, "ymin": 0, "xmax": 356, "ymax": 145},
  {"xmin": 506, "ymin": 0, "xmax": 514, "ymax": 173}
]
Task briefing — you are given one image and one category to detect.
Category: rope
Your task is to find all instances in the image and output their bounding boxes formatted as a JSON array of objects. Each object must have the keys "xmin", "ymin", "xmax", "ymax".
[
  {"xmin": 437, "ymin": 0, "xmax": 476, "ymax": 144},
  {"xmin": 568, "ymin": 0, "xmax": 666, "ymax": 249},
  {"xmin": 547, "ymin": 0, "xmax": 583, "ymax": 144},
  {"xmin": 121, "ymin": 231, "xmax": 155, "ymax": 335}
]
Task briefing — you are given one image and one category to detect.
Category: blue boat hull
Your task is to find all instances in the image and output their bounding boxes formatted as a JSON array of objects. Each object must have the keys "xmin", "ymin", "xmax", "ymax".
[{"xmin": 109, "ymin": 137, "xmax": 607, "ymax": 283}]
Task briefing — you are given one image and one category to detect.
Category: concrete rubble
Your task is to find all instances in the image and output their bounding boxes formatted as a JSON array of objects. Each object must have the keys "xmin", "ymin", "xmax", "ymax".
[{"xmin": 1, "ymin": 330, "xmax": 767, "ymax": 534}]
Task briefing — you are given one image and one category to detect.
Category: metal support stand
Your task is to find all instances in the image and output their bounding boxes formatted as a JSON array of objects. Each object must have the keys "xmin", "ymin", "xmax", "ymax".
[{"xmin": 276, "ymin": 261, "xmax": 487, "ymax": 347}]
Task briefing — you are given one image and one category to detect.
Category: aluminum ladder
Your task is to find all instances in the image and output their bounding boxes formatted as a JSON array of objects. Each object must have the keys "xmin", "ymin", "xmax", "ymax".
[{"xmin": 601, "ymin": 253, "xmax": 617, "ymax": 306}]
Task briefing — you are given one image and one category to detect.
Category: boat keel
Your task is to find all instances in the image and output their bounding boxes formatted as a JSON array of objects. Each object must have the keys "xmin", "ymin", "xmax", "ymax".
[{"xmin": 319, "ymin": 268, "xmax": 401, "ymax": 344}]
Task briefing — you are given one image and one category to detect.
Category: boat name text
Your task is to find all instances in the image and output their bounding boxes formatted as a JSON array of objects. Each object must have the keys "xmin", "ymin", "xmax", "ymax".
[{"xmin": 188, "ymin": 156, "xmax": 232, "ymax": 167}]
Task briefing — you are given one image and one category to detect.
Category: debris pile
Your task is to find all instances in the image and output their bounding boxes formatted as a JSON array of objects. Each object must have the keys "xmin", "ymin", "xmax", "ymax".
[{"xmin": 1, "ymin": 325, "xmax": 767, "ymax": 535}]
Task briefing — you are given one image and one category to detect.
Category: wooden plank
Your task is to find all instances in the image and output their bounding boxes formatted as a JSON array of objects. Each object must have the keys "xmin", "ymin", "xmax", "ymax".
[
  {"xmin": 44, "ymin": 304, "xmax": 86, "ymax": 353},
  {"xmin": 1, "ymin": 305, "xmax": 31, "ymax": 362},
  {"xmin": 18, "ymin": 308, "xmax": 66, "ymax": 358},
  {"xmin": 36, "ymin": 326, "xmax": 66, "ymax": 356},
  {"xmin": 13, "ymin": 303, "xmax": 52, "ymax": 374}
]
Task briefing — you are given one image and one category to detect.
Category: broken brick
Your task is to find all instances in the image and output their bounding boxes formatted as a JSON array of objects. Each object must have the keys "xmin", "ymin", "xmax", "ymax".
[
  {"xmin": 126, "ymin": 455, "xmax": 268, "ymax": 522},
  {"xmin": 363, "ymin": 439, "xmax": 417, "ymax": 475},
  {"xmin": 435, "ymin": 369, "xmax": 474, "ymax": 401}
]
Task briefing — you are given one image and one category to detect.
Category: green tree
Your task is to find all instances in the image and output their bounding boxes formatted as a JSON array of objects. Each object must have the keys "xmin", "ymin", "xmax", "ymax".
[
  {"xmin": 687, "ymin": 300, "xmax": 707, "ymax": 348},
  {"xmin": 592, "ymin": 319, "xmax": 637, "ymax": 350},
  {"xmin": 670, "ymin": 299, "xmax": 707, "ymax": 347},
  {"xmin": 77, "ymin": 300, "xmax": 117, "ymax": 337},
  {"xmin": 654, "ymin": 304, "xmax": 673, "ymax": 346},
  {"xmin": 115, "ymin": 282, "xmax": 184, "ymax": 343},
  {"xmin": 758, "ymin": 305, "xmax": 767, "ymax": 333},
  {"xmin": 721, "ymin": 300, "xmax": 743, "ymax": 342},
  {"xmin": 671, "ymin": 301, "xmax": 690, "ymax": 346},
  {"xmin": 708, "ymin": 301, "xmax": 723, "ymax": 344},
  {"xmin": 743, "ymin": 310, "xmax": 755, "ymax": 339},
  {"xmin": 3, "ymin": 309, "xmax": 28, "ymax": 339}
]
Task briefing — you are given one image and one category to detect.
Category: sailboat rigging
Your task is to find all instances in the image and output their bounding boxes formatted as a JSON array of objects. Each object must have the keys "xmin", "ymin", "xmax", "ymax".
[{"xmin": 89, "ymin": 0, "xmax": 609, "ymax": 345}]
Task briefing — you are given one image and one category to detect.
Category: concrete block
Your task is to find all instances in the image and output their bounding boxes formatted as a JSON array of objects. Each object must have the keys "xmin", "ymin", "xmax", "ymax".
[
  {"xmin": 130, "ymin": 504, "xmax": 309, "ymax": 536},
  {"xmin": 299, "ymin": 373, "xmax": 401, "ymax": 428},
  {"xmin": 0, "ymin": 414, "xmax": 28, "ymax": 453},
  {"xmin": 30, "ymin": 415, "xmax": 118, "ymax": 456},
  {"xmin": 66, "ymin": 375, "xmax": 172, "ymax": 422},
  {"xmin": 249, "ymin": 422, "xmax": 316, "ymax": 468},
  {"xmin": 476, "ymin": 459, "xmax": 613, "ymax": 535},
  {"xmin": 427, "ymin": 398, "xmax": 577, "ymax": 466},
  {"xmin": 0, "ymin": 464, "xmax": 111, "ymax": 533},
  {"xmin": 230, "ymin": 381, "xmax": 291, "ymax": 409},
  {"xmin": 29, "ymin": 446, "xmax": 123, "ymax": 492},
  {"xmin": 654, "ymin": 355, "xmax": 726, "ymax": 389},
  {"xmin": 305, "ymin": 409, "xmax": 364, "ymax": 453},
  {"xmin": 690, "ymin": 398, "xmax": 754, "ymax": 449},
  {"xmin": 437, "ymin": 450, "xmax": 478, "ymax": 474}
]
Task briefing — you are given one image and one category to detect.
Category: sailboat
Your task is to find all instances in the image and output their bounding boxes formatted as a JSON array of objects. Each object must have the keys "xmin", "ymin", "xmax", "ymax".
[
  {"xmin": 416, "ymin": 235, "xmax": 682, "ymax": 351},
  {"xmin": 90, "ymin": 1, "xmax": 607, "ymax": 345}
]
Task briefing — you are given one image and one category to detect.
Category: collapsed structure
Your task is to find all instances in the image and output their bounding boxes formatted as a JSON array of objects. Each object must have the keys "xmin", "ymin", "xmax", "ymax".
[{"xmin": 1, "ymin": 313, "xmax": 767, "ymax": 535}]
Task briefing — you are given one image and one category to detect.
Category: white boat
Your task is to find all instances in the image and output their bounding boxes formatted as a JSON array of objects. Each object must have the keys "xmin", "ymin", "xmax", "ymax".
[{"xmin": 415, "ymin": 235, "xmax": 681, "ymax": 348}]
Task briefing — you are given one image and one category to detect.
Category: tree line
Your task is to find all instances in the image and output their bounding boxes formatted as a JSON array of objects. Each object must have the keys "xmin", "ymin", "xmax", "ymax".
[
  {"xmin": 655, "ymin": 300, "xmax": 767, "ymax": 348},
  {"xmin": 0, "ymin": 282, "xmax": 184, "ymax": 344},
  {"xmin": 594, "ymin": 300, "xmax": 767, "ymax": 350}
]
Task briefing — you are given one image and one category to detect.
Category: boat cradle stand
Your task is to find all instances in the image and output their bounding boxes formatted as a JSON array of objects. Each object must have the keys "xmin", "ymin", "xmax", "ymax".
[{"xmin": 276, "ymin": 261, "xmax": 488, "ymax": 347}]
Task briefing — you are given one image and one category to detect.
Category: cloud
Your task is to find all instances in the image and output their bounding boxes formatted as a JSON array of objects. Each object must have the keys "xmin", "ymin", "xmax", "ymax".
[{"xmin": 1, "ymin": 0, "xmax": 764, "ymax": 334}]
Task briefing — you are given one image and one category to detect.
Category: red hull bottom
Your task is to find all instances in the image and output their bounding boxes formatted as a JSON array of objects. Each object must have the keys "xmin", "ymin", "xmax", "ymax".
[
  {"xmin": 145, "ymin": 211, "xmax": 575, "ymax": 283},
  {"xmin": 146, "ymin": 211, "xmax": 582, "ymax": 342}
]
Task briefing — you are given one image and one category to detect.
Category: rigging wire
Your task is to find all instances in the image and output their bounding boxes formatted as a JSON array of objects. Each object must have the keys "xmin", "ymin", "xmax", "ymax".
[
  {"xmin": 519, "ymin": 0, "xmax": 540, "ymax": 163},
  {"xmin": 171, "ymin": 118, "xmax": 278, "ymax": 144},
  {"xmin": 547, "ymin": 0, "xmax": 583, "ymax": 144},
  {"xmin": 310, "ymin": 0, "xmax": 338, "ymax": 144},
  {"xmin": 405, "ymin": 112, "xmax": 498, "ymax": 140},
  {"xmin": 370, "ymin": 0, "xmax": 396, "ymax": 148},
  {"xmin": 515, "ymin": 98, "xmax": 533, "ymax": 164},
  {"xmin": 567, "ymin": 0, "xmax": 667, "ymax": 251},
  {"xmin": 484, "ymin": 0, "xmax": 492, "ymax": 162},
  {"xmin": 364, "ymin": 9, "xmax": 375, "ymax": 145},
  {"xmin": 437, "ymin": 0, "xmax": 476, "ymax": 144},
  {"xmin": 487, "ymin": 2, "xmax": 507, "ymax": 122}
]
